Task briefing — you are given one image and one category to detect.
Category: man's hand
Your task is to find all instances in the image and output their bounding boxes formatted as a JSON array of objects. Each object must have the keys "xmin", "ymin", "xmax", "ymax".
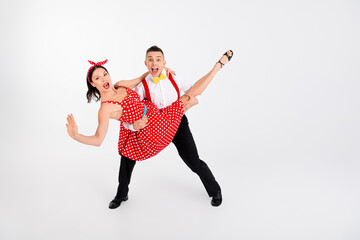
[
  {"xmin": 133, "ymin": 115, "xmax": 149, "ymax": 130},
  {"xmin": 182, "ymin": 95, "xmax": 198, "ymax": 113},
  {"xmin": 164, "ymin": 66, "xmax": 176, "ymax": 78}
]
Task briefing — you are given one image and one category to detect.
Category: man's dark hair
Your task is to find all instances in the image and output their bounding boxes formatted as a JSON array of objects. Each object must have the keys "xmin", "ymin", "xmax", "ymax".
[{"xmin": 146, "ymin": 45, "xmax": 164, "ymax": 58}]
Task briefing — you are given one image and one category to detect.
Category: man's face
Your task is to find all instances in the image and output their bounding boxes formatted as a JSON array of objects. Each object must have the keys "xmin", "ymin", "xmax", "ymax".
[{"xmin": 144, "ymin": 51, "xmax": 166, "ymax": 77}]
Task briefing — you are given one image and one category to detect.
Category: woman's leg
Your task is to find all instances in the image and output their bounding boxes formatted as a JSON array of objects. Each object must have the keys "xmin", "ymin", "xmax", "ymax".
[{"xmin": 179, "ymin": 50, "xmax": 233, "ymax": 103}]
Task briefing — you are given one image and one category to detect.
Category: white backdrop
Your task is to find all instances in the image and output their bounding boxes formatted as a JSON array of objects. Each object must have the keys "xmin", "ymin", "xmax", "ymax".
[{"xmin": 1, "ymin": 0, "xmax": 359, "ymax": 239}]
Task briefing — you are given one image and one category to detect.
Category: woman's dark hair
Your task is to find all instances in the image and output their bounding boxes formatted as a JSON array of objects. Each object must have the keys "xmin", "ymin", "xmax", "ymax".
[{"xmin": 86, "ymin": 65, "xmax": 109, "ymax": 103}]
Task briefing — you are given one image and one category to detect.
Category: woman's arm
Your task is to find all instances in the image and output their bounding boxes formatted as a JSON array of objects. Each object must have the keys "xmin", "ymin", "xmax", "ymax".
[
  {"xmin": 115, "ymin": 72, "xmax": 149, "ymax": 89},
  {"xmin": 66, "ymin": 110, "xmax": 110, "ymax": 147}
]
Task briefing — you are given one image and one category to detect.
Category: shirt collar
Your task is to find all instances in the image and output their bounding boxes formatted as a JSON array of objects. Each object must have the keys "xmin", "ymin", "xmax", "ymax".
[{"xmin": 146, "ymin": 69, "xmax": 167, "ymax": 81}]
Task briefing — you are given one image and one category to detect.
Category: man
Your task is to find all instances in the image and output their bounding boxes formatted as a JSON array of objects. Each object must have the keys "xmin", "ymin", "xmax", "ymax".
[{"xmin": 109, "ymin": 46, "xmax": 222, "ymax": 208}]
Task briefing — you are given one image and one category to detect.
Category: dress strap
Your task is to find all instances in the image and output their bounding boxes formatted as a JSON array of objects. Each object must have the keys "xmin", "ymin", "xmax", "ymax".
[
  {"xmin": 102, "ymin": 85, "xmax": 129, "ymax": 105},
  {"xmin": 101, "ymin": 100, "xmax": 122, "ymax": 105}
]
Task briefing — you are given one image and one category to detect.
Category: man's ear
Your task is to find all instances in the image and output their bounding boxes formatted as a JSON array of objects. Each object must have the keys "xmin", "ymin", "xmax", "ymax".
[{"xmin": 163, "ymin": 60, "xmax": 166, "ymax": 66}]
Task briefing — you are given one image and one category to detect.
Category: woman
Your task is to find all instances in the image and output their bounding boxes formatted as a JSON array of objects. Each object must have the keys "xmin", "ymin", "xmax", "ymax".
[{"xmin": 66, "ymin": 50, "xmax": 233, "ymax": 161}]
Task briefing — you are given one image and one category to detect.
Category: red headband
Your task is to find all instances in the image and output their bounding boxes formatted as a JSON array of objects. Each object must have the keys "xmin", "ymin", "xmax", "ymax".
[{"xmin": 87, "ymin": 59, "xmax": 108, "ymax": 84}]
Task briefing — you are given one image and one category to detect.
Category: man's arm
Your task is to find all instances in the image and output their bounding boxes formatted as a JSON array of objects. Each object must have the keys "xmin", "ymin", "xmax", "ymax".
[
  {"xmin": 115, "ymin": 72, "xmax": 148, "ymax": 89},
  {"xmin": 123, "ymin": 116, "xmax": 149, "ymax": 131}
]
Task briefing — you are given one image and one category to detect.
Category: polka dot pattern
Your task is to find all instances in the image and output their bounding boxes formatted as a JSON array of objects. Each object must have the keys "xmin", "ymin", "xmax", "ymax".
[{"xmin": 113, "ymin": 87, "xmax": 183, "ymax": 161}]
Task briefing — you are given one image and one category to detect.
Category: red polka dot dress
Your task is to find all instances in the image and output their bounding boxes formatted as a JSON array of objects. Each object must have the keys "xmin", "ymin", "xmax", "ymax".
[{"xmin": 102, "ymin": 86, "xmax": 183, "ymax": 161}]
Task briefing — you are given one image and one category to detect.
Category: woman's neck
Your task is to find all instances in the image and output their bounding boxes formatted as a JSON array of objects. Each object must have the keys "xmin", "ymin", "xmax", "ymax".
[{"xmin": 99, "ymin": 87, "xmax": 118, "ymax": 102}]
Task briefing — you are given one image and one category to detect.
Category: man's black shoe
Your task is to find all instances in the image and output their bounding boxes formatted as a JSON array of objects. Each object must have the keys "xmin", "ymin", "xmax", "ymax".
[
  {"xmin": 109, "ymin": 196, "xmax": 128, "ymax": 209},
  {"xmin": 211, "ymin": 191, "xmax": 222, "ymax": 207}
]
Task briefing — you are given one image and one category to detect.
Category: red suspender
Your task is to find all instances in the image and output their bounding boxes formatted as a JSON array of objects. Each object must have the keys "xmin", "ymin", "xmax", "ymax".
[
  {"xmin": 168, "ymin": 73, "xmax": 180, "ymax": 99},
  {"xmin": 142, "ymin": 79, "xmax": 151, "ymax": 102},
  {"xmin": 141, "ymin": 73, "xmax": 180, "ymax": 102}
]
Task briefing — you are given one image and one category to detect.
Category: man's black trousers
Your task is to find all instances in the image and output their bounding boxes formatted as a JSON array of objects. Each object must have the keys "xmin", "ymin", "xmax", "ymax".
[{"xmin": 114, "ymin": 115, "xmax": 221, "ymax": 199}]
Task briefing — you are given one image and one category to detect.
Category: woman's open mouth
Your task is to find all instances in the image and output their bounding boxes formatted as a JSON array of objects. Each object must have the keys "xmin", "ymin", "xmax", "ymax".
[{"xmin": 103, "ymin": 82, "xmax": 110, "ymax": 89}]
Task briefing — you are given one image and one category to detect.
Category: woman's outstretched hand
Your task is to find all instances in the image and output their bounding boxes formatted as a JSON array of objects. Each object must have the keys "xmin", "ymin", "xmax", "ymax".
[{"xmin": 66, "ymin": 114, "xmax": 79, "ymax": 139}]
